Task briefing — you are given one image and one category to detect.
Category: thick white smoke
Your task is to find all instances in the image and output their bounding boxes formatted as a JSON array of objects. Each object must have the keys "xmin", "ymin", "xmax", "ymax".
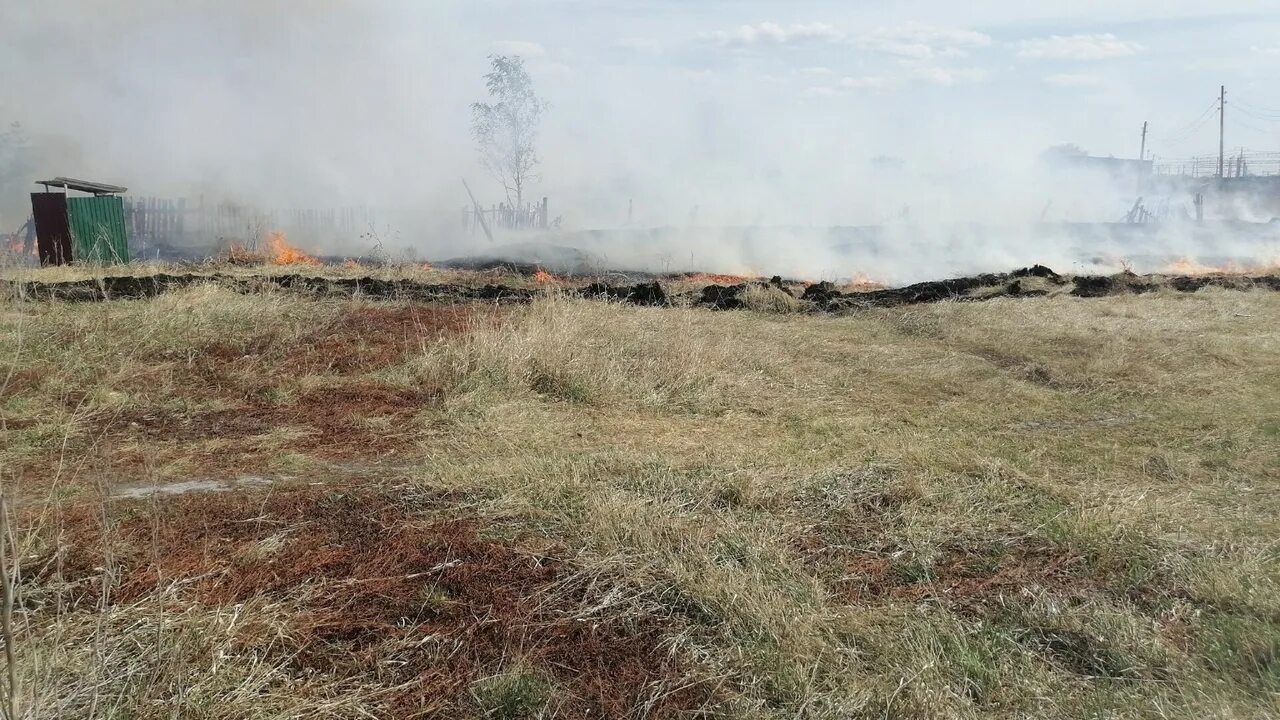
[{"xmin": 2, "ymin": 1, "xmax": 1278, "ymax": 280}]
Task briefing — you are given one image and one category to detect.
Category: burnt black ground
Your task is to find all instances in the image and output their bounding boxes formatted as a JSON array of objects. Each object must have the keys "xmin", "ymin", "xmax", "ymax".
[{"xmin": 3, "ymin": 267, "xmax": 1277, "ymax": 309}]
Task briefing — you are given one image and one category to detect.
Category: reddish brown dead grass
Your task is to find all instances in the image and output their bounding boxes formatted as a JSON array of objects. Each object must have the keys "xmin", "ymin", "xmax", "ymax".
[
  {"xmin": 808, "ymin": 540, "xmax": 1093, "ymax": 611},
  {"xmin": 791, "ymin": 483, "xmax": 1101, "ymax": 613},
  {"xmin": 14, "ymin": 305, "xmax": 502, "ymax": 484},
  {"xmin": 39, "ymin": 488, "xmax": 706, "ymax": 718},
  {"xmin": 279, "ymin": 304, "xmax": 491, "ymax": 375},
  {"xmin": 118, "ymin": 382, "xmax": 435, "ymax": 456},
  {"xmin": 174, "ymin": 304, "xmax": 493, "ymax": 379}
]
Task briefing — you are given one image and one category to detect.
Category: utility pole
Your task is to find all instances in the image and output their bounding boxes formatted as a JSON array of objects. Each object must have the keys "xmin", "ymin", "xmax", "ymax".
[
  {"xmin": 1137, "ymin": 121, "xmax": 1151, "ymax": 195},
  {"xmin": 1218, "ymin": 85, "xmax": 1226, "ymax": 178}
]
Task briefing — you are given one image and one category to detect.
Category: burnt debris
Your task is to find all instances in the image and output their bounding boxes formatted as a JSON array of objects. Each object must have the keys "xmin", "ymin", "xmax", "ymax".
[
  {"xmin": 4, "ymin": 266, "xmax": 1277, "ymax": 309},
  {"xmin": 698, "ymin": 283, "xmax": 749, "ymax": 310},
  {"xmin": 1011, "ymin": 264, "xmax": 1066, "ymax": 282},
  {"xmin": 581, "ymin": 281, "xmax": 667, "ymax": 306}
]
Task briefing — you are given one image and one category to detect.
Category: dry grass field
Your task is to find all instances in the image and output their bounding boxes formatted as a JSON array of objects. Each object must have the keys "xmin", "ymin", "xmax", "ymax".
[{"xmin": 1, "ymin": 267, "xmax": 1278, "ymax": 718}]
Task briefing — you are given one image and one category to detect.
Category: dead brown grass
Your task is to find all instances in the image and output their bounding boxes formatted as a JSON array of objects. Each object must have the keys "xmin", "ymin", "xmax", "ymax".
[
  {"xmin": 2, "ymin": 294, "xmax": 503, "ymax": 487},
  {"xmin": 29, "ymin": 487, "xmax": 704, "ymax": 718},
  {"xmin": 3, "ymin": 283, "xmax": 1279, "ymax": 718}
]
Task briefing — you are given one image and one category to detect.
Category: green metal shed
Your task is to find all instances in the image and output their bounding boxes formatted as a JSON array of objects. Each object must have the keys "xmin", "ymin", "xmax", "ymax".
[
  {"xmin": 31, "ymin": 177, "xmax": 129, "ymax": 265},
  {"xmin": 67, "ymin": 196, "xmax": 129, "ymax": 263}
]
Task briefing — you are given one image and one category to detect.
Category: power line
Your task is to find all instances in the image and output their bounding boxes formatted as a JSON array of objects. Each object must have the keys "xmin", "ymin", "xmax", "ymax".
[
  {"xmin": 1150, "ymin": 99, "xmax": 1218, "ymax": 140},
  {"xmin": 1153, "ymin": 109, "xmax": 1217, "ymax": 142},
  {"xmin": 1152, "ymin": 98, "xmax": 1217, "ymax": 133},
  {"xmin": 1152, "ymin": 109, "xmax": 1217, "ymax": 144},
  {"xmin": 1231, "ymin": 96, "xmax": 1280, "ymax": 116},
  {"xmin": 1232, "ymin": 103, "xmax": 1280, "ymax": 122},
  {"xmin": 1228, "ymin": 114, "xmax": 1275, "ymax": 135},
  {"xmin": 1145, "ymin": 87, "xmax": 1280, "ymax": 174},
  {"xmin": 1233, "ymin": 102, "xmax": 1280, "ymax": 121}
]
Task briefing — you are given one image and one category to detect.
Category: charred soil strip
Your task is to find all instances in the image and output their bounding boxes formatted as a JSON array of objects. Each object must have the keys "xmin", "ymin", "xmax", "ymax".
[
  {"xmin": 1, "ymin": 273, "xmax": 539, "ymax": 304},
  {"xmin": 5, "ymin": 266, "xmax": 1279, "ymax": 309},
  {"xmin": 31, "ymin": 488, "xmax": 707, "ymax": 717}
]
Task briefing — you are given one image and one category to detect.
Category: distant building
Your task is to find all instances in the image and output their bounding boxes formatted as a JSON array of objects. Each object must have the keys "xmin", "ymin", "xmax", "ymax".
[
  {"xmin": 1039, "ymin": 145, "xmax": 1152, "ymax": 185},
  {"xmin": 1064, "ymin": 155, "xmax": 1153, "ymax": 182}
]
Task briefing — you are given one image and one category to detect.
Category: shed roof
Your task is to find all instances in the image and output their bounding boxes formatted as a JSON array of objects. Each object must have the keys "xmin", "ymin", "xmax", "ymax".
[{"xmin": 34, "ymin": 177, "xmax": 128, "ymax": 195}]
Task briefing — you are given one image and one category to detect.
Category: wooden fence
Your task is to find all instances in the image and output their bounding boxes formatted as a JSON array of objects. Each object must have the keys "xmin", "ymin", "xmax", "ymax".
[
  {"xmin": 461, "ymin": 197, "xmax": 551, "ymax": 235},
  {"xmin": 30, "ymin": 193, "xmax": 554, "ymax": 256},
  {"xmin": 125, "ymin": 197, "xmax": 187, "ymax": 245},
  {"xmin": 1153, "ymin": 151, "xmax": 1280, "ymax": 178},
  {"xmin": 124, "ymin": 197, "xmax": 379, "ymax": 251}
]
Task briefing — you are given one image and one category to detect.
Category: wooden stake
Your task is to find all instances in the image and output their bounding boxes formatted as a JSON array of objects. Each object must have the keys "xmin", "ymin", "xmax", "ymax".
[
  {"xmin": 461, "ymin": 179, "xmax": 494, "ymax": 243},
  {"xmin": 0, "ymin": 494, "xmax": 17, "ymax": 720}
]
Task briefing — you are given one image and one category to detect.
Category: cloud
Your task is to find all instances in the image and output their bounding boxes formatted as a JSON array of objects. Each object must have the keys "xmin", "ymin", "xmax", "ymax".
[
  {"xmin": 838, "ymin": 75, "xmax": 894, "ymax": 90},
  {"xmin": 802, "ymin": 86, "xmax": 842, "ymax": 98},
  {"xmin": 873, "ymin": 42, "xmax": 935, "ymax": 60},
  {"xmin": 911, "ymin": 66, "xmax": 985, "ymax": 86},
  {"xmin": 856, "ymin": 23, "xmax": 992, "ymax": 60},
  {"xmin": 700, "ymin": 20, "xmax": 991, "ymax": 61},
  {"xmin": 1043, "ymin": 73, "xmax": 1100, "ymax": 87},
  {"xmin": 541, "ymin": 61, "xmax": 574, "ymax": 76},
  {"xmin": 1251, "ymin": 45, "xmax": 1280, "ymax": 56},
  {"xmin": 700, "ymin": 21, "xmax": 844, "ymax": 48},
  {"xmin": 1016, "ymin": 34, "xmax": 1142, "ymax": 61},
  {"xmin": 799, "ymin": 66, "xmax": 833, "ymax": 76},
  {"xmin": 489, "ymin": 40, "xmax": 546, "ymax": 57},
  {"xmin": 615, "ymin": 37, "xmax": 662, "ymax": 54},
  {"xmin": 811, "ymin": 65, "xmax": 986, "ymax": 94}
]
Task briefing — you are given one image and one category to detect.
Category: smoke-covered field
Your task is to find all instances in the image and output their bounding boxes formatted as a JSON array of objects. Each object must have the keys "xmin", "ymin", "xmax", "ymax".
[
  {"xmin": 457, "ymin": 220, "xmax": 1280, "ymax": 283},
  {"xmin": 4, "ymin": 2, "xmax": 1280, "ymax": 280},
  {"xmin": 5, "ymin": 3, "xmax": 1280, "ymax": 719}
]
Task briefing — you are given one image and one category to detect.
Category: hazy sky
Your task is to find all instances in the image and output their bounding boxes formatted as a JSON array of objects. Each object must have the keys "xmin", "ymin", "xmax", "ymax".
[{"xmin": 3, "ymin": 1, "xmax": 1280, "ymax": 229}]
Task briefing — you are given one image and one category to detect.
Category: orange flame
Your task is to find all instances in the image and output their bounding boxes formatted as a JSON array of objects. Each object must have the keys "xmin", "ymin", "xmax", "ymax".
[
  {"xmin": 1162, "ymin": 257, "xmax": 1219, "ymax": 275},
  {"xmin": 1162, "ymin": 256, "xmax": 1280, "ymax": 276},
  {"xmin": 533, "ymin": 269, "xmax": 559, "ymax": 284},
  {"xmin": 846, "ymin": 272, "xmax": 887, "ymax": 290},
  {"xmin": 420, "ymin": 262, "xmax": 433, "ymax": 271},
  {"xmin": 264, "ymin": 231, "xmax": 320, "ymax": 266},
  {"xmin": 342, "ymin": 259, "xmax": 359, "ymax": 269},
  {"xmin": 2, "ymin": 235, "xmax": 27, "ymax": 255}
]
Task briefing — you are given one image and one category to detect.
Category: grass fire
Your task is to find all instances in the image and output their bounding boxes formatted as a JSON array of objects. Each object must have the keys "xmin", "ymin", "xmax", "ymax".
[{"xmin": 4, "ymin": 4, "xmax": 1280, "ymax": 719}]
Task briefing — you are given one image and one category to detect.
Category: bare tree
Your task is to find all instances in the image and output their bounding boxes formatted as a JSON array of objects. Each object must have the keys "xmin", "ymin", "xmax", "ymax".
[{"xmin": 471, "ymin": 55, "xmax": 548, "ymax": 208}]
